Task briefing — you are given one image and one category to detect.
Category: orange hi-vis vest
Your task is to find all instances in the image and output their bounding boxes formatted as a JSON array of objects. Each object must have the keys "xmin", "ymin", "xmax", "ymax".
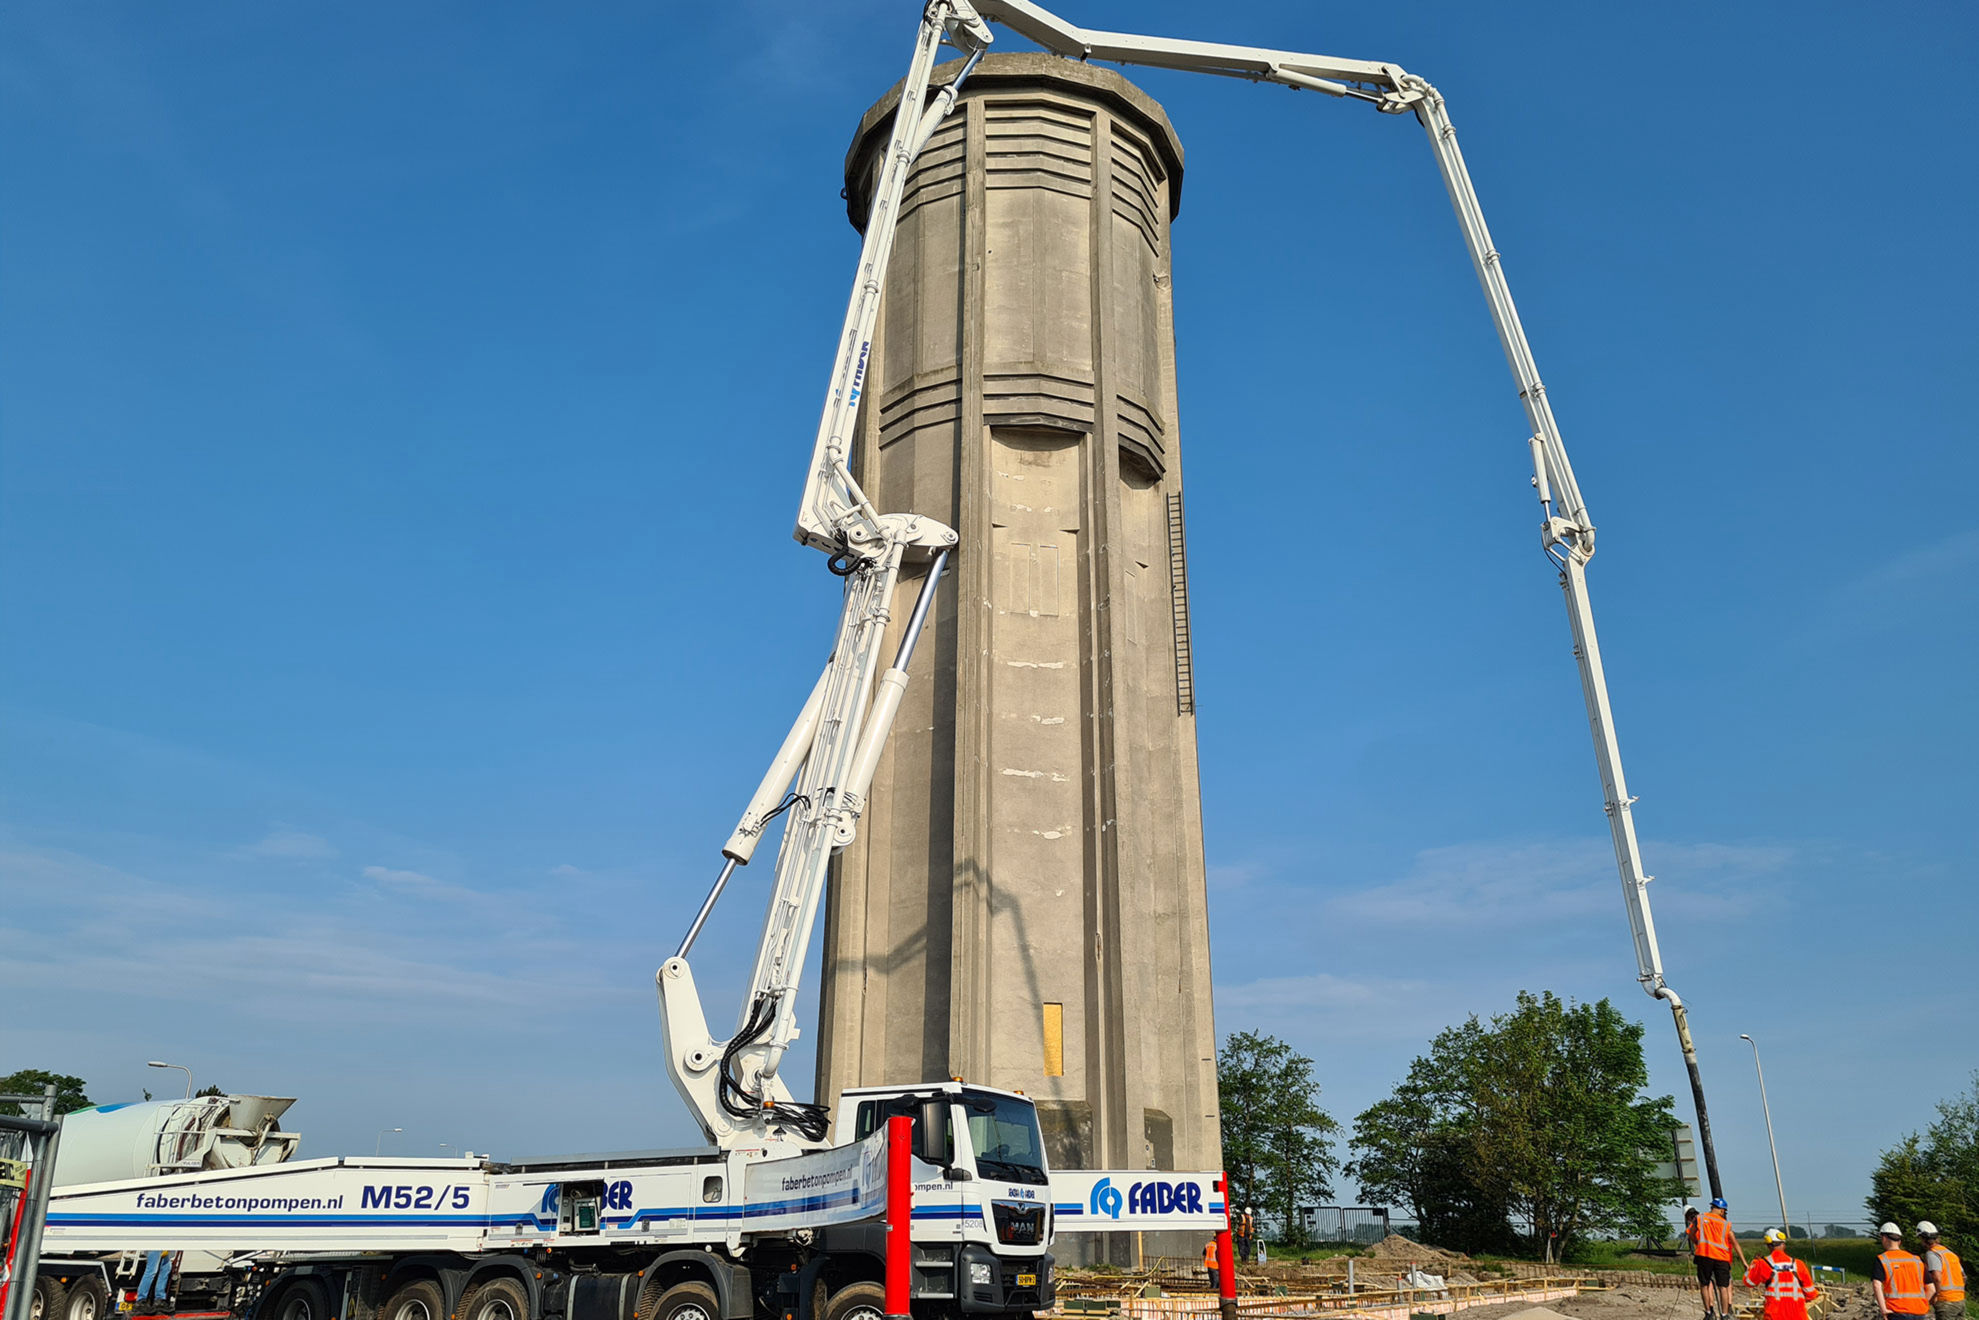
[
  {"xmin": 1204, "ymin": 1241, "xmax": 1219, "ymax": 1270},
  {"xmin": 1697, "ymin": 1211, "xmax": 1735, "ymax": 1262},
  {"xmin": 1881, "ymin": 1249, "xmax": 1930, "ymax": 1315},
  {"xmin": 1927, "ymin": 1248, "xmax": 1965, "ymax": 1303},
  {"xmin": 1746, "ymin": 1251, "xmax": 1815, "ymax": 1319}
]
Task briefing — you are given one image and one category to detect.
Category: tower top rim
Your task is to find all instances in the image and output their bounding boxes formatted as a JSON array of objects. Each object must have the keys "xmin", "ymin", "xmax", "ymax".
[{"xmin": 843, "ymin": 50, "xmax": 1185, "ymax": 231}]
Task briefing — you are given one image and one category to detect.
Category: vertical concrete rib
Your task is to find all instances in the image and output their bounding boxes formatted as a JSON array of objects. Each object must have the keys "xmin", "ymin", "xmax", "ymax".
[
  {"xmin": 950, "ymin": 92, "xmax": 993, "ymax": 1085},
  {"xmin": 821, "ymin": 53, "xmax": 1221, "ymax": 1214}
]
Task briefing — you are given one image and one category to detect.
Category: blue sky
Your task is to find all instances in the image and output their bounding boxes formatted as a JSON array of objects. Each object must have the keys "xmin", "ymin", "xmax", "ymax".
[{"xmin": 3, "ymin": 0, "xmax": 1974, "ymax": 1234}]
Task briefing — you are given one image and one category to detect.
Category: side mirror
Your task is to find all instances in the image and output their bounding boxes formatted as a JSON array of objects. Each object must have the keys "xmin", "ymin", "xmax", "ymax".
[
  {"xmin": 944, "ymin": 1166, "xmax": 972, "ymax": 1182},
  {"xmin": 914, "ymin": 1097, "xmax": 951, "ymax": 1164}
]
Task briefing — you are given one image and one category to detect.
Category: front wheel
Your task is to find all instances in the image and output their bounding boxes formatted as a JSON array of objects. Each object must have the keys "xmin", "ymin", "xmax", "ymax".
[
  {"xmin": 821, "ymin": 1282, "xmax": 885, "ymax": 1320},
  {"xmin": 644, "ymin": 1282, "xmax": 719, "ymax": 1320},
  {"xmin": 457, "ymin": 1277, "xmax": 529, "ymax": 1320}
]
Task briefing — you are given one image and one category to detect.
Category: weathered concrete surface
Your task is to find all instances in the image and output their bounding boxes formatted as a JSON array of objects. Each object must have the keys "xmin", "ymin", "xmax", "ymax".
[{"xmin": 815, "ymin": 52, "xmax": 1220, "ymax": 1186}]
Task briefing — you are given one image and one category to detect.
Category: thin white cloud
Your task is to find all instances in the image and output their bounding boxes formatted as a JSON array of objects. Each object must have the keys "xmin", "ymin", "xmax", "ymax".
[
  {"xmin": 362, "ymin": 864, "xmax": 483, "ymax": 905},
  {"xmin": 1327, "ymin": 836, "xmax": 1784, "ymax": 927},
  {"xmin": 1206, "ymin": 860, "xmax": 1268, "ymax": 890},
  {"xmin": 363, "ymin": 863, "xmax": 441, "ymax": 889},
  {"xmin": 1217, "ymin": 970, "xmax": 1426, "ymax": 1013},
  {"xmin": 235, "ymin": 828, "xmax": 338, "ymax": 860},
  {"xmin": 1810, "ymin": 527, "xmax": 1979, "ymax": 640},
  {"xmin": 1212, "ymin": 970, "xmax": 1452, "ymax": 1051},
  {"xmin": 1, "ymin": 842, "xmax": 233, "ymax": 923},
  {"xmin": 1840, "ymin": 527, "xmax": 1979, "ymax": 599},
  {"xmin": 0, "ymin": 842, "xmax": 611, "ymax": 1025}
]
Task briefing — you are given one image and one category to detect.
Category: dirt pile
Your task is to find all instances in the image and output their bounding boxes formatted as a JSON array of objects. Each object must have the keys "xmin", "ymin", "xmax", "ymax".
[{"xmin": 1366, "ymin": 1233, "xmax": 1469, "ymax": 1263}]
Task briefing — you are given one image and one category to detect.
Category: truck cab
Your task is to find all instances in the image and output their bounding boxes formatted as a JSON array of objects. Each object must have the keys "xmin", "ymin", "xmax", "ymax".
[{"xmin": 831, "ymin": 1083, "xmax": 1053, "ymax": 1315}]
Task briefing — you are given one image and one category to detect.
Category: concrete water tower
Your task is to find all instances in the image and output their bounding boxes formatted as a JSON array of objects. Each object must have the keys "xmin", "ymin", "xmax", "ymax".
[{"xmin": 815, "ymin": 52, "xmax": 1221, "ymax": 1184}]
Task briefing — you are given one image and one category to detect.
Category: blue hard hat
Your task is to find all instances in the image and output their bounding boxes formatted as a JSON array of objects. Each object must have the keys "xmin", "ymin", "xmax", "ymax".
[{"xmin": 1711, "ymin": 1197, "xmax": 1728, "ymax": 1210}]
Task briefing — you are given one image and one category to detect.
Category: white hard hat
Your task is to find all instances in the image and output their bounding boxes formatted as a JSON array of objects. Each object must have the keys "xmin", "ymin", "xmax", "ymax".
[
  {"xmin": 1918, "ymin": 1221, "xmax": 1939, "ymax": 1237},
  {"xmin": 1765, "ymin": 1229, "xmax": 1787, "ymax": 1244},
  {"xmin": 1881, "ymin": 1222, "xmax": 1903, "ymax": 1237}
]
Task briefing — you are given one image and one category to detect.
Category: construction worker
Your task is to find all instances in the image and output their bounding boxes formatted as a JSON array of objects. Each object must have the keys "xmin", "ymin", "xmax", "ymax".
[
  {"xmin": 1687, "ymin": 1207, "xmax": 1707, "ymax": 1317},
  {"xmin": 1874, "ymin": 1223, "xmax": 1931, "ymax": 1320},
  {"xmin": 1744, "ymin": 1229, "xmax": 1820, "ymax": 1320},
  {"xmin": 1691, "ymin": 1198, "xmax": 1743, "ymax": 1320},
  {"xmin": 1918, "ymin": 1222, "xmax": 1964, "ymax": 1320},
  {"xmin": 1203, "ymin": 1237, "xmax": 1221, "ymax": 1292},
  {"xmin": 134, "ymin": 1250, "xmax": 175, "ymax": 1313}
]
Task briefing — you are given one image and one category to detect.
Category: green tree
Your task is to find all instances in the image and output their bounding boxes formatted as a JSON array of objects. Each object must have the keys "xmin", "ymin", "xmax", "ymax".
[
  {"xmin": 195, "ymin": 1084, "xmax": 226, "ymax": 1098},
  {"xmin": 0, "ymin": 1070, "xmax": 92, "ymax": 1116},
  {"xmin": 1476, "ymin": 992, "xmax": 1683, "ymax": 1259},
  {"xmin": 1347, "ymin": 1027, "xmax": 1513, "ymax": 1253},
  {"xmin": 1218, "ymin": 1031, "xmax": 1340, "ymax": 1245},
  {"xmin": 1347, "ymin": 993, "xmax": 1684, "ymax": 1259},
  {"xmin": 1868, "ymin": 1072, "xmax": 1977, "ymax": 1250}
]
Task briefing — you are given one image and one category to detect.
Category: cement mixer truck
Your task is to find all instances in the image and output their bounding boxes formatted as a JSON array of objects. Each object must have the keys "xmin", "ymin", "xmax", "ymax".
[
  {"xmin": 53, "ymin": 1098, "xmax": 301, "ymax": 1188},
  {"xmin": 25, "ymin": 1097, "xmax": 301, "ymax": 1320}
]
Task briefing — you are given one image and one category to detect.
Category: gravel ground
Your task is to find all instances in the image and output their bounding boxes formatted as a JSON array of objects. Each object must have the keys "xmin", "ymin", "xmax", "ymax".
[{"xmin": 1457, "ymin": 1284, "xmax": 1871, "ymax": 1320}]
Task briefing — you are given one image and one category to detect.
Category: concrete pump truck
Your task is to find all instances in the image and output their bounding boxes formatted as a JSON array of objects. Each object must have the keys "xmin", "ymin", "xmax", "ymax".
[{"xmin": 23, "ymin": 5, "xmax": 1717, "ymax": 1320}]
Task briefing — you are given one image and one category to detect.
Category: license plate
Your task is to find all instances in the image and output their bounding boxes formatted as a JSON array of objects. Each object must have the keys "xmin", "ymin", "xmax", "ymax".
[{"xmin": 1016, "ymin": 1275, "xmax": 1036, "ymax": 1287}]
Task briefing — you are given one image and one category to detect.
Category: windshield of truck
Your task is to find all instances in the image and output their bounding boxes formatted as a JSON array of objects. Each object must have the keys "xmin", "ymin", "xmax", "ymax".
[{"xmin": 964, "ymin": 1092, "xmax": 1047, "ymax": 1185}]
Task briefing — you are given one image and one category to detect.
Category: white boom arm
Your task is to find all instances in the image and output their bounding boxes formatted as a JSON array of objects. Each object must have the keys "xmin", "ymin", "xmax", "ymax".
[
  {"xmin": 968, "ymin": 0, "xmax": 1723, "ymax": 1197},
  {"xmin": 794, "ymin": 5, "xmax": 992, "ymax": 557},
  {"xmin": 657, "ymin": 1, "xmax": 989, "ymax": 1152}
]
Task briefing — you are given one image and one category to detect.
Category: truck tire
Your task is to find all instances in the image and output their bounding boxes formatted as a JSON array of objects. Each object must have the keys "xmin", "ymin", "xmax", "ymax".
[
  {"xmin": 457, "ymin": 1277, "xmax": 530, "ymax": 1320},
  {"xmin": 380, "ymin": 1280, "xmax": 447, "ymax": 1320},
  {"xmin": 643, "ymin": 1282, "xmax": 719, "ymax": 1320},
  {"xmin": 821, "ymin": 1282, "xmax": 885, "ymax": 1320},
  {"xmin": 31, "ymin": 1275, "xmax": 67, "ymax": 1320},
  {"xmin": 64, "ymin": 1276, "xmax": 109, "ymax": 1320},
  {"xmin": 269, "ymin": 1278, "xmax": 331, "ymax": 1320}
]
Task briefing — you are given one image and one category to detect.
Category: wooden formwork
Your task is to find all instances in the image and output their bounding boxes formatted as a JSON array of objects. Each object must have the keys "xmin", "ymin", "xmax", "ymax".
[{"xmin": 1048, "ymin": 1275, "xmax": 1591, "ymax": 1320}]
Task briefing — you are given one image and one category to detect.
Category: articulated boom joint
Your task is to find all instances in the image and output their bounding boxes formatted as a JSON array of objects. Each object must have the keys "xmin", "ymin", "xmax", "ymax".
[{"xmin": 1382, "ymin": 73, "xmax": 1434, "ymax": 115}]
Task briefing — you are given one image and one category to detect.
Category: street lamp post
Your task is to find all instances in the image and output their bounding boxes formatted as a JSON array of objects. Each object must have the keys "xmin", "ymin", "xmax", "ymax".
[
  {"xmin": 147, "ymin": 1060, "xmax": 193, "ymax": 1099},
  {"xmin": 376, "ymin": 1128, "xmax": 403, "ymax": 1155},
  {"xmin": 1740, "ymin": 1033, "xmax": 1790, "ymax": 1240}
]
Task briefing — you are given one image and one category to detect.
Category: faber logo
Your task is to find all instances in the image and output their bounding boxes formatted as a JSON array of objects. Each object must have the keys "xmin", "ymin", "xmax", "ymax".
[
  {"xmin": 848, "ymin": 341, "xmax": 872, "ymax": 407},
  {"xmin": 1126, "ymin": 1180, "xmax": 1203, "ymax": 1215},
  {"xmin": 1084, "ymin": 1175, "xmax": 1207, "ymax": 1220}
]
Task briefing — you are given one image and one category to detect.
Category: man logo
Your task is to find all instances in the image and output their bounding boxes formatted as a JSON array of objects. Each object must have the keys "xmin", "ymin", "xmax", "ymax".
[{"xmin": 1089, "ymin": 1177, "xmax": 1124, "ymax": 1220}]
